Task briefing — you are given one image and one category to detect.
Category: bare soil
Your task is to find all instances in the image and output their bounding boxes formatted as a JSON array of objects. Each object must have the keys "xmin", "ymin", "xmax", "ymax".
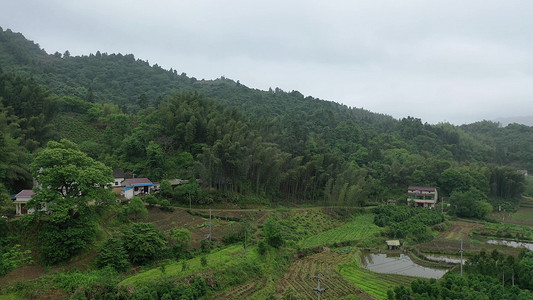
[
  {"xmin": 145, "ymin": 207, "xmax": 270, "ymax": 248},
  {"xmin": 415, "ymin": 219, "xmax": 524, "ymax": 257},
  {"xmin": 437, "ymin": 220, "xmax": 483, "ymax": 240}
]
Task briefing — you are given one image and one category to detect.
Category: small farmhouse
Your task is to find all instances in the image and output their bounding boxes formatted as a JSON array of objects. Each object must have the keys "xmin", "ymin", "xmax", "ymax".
[
  {"xmin": 121, "ymin": 178, "xmax": 154, "ymax": 199},
  {"xmin": 112, "ymin": 169, "xmax": 126, "ymax": 187},
  {"xmin": 14, "ymin": 189, "xmax": 48, "ymax": 215},
  {"xmin": 386, "ymin": 240, "xmax": 401, "ymax": 250},
  {"xmin": 407, "ymin": 186, "xmax": 438, "ymax": 209}
]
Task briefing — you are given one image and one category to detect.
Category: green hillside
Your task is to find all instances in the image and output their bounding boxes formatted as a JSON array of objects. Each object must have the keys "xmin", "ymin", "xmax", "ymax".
[{"xmin": 1, "ymin": 27, "xmax": 533, "ymax": 299}]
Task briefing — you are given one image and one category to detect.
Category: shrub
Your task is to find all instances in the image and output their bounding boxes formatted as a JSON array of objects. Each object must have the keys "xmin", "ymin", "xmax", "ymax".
[
  {"xmin": 125, "ymin": 197, "xmax": 148, "ymax": 220},
  {"xmin": 96, "ymin": 238, "xmax": 130, "ymax": 272},
  {"xmin": 159, "ymin": 199, "xmax": 173, "ymax": 212},
  {"xmin": 144, "ymin": 194, "xmax": 158, "ymax": 207},
  {"xmin": 122, "ymin": 223, "xmax": 167, "ymax": 265}
]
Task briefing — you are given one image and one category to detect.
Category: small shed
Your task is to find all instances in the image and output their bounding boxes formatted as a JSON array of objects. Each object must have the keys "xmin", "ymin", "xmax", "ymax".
[
  {"xmin": 386, "ymin": 240, "xmax": 401, "ymax": 250},
  {"xmin": 121, "ymin": 186, "xmax": 134, "ymax": 199}
]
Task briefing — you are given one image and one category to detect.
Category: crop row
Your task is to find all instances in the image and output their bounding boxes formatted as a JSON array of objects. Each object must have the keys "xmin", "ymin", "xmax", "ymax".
[
  {"xmin": 339, "ymin": 263, "xmax": 414, "ymax": 300},
  {"xmin": 219, "ymin": 276, "xmax": 267, "ymax": 299},
  {"xmin": 276, "ymin": 252, "xmax": 365, "ymax": 299}
]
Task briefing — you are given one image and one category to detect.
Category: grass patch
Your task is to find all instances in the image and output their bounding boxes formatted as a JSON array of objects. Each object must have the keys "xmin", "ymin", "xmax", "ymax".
[
  {"xmin": 474, "ymin": 222, "xmax": 533, "ymax": 240},
  {"xmin": 119, "ymin": 244, "xmax": 259, "ymax": 287},
  {"xmin": 0, "ymin": 294, "xmax": 26, "ymax": 300},
  {"xmin": 300, "ymin": 214, "xmax": 383, "ymax": 248}
]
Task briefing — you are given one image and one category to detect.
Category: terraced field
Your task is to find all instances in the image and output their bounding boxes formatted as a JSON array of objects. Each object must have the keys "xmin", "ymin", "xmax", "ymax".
[
  {"xmin": 276, "ymin": 250, "xmax": 373, "ymax": 299},
  {"xmin": 506, "ymin": 197, "xmax": 533, "ymax": 226},
  {"xmin": 300, "ymin": 214, "xmax": 383, "ymax": 248},
  {"xmin": 218, "ymin": 277, "xmax": 268, "ymax": 299},
  {"xmin": 338, "ymin": 252, "xmax": 415, "ymax": 300}
]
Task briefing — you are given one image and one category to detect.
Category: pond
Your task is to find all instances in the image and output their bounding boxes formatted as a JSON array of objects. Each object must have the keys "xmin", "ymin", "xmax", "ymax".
[
  {"xmin": 360, "ymin": 253, "xmax": 448, "ymax": 279},
  {"xmin": 487, "ymin": 239, "xmax": 533, "ymax": 251},
  {"xmin": 424, "ymin": 254, "xmax": 463, "ymax": 264}
]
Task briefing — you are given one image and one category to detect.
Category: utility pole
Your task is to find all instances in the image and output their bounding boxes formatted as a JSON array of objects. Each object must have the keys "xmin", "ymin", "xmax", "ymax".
[
  {"xmin": 459, "ymin": 239, "xmax": 464, "ymax": 277},
  {"xmin": 205, "ymin": 208, "xmax": 212, "ymax": 242},
  {"xmin": 244, "ymin": 229, "xmax": 247, "ymax": 256},
  {"xmin": 313, "ymin": 274, "xmax": 326, "ymax": 300}
]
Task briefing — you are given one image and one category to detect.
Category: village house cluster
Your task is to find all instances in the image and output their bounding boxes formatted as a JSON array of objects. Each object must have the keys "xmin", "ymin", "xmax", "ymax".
[{"xmin": 10, "ymin": 170, "xmax": 187, "ymax": 216}]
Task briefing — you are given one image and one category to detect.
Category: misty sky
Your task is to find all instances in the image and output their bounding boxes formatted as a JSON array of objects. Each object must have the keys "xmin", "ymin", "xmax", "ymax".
[{"xmin": 1, "ymin": 1, "xmax": 532, "ymax": 125}]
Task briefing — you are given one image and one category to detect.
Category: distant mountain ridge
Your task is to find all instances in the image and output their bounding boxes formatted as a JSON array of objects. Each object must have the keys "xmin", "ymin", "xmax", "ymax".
[
  {"xmin": 1, "ymin": 26, "xmax": 532, "ymax": 179},
  {"xmin": 493, "ymin": 116, "xmax": 533, "ymax": 127}
]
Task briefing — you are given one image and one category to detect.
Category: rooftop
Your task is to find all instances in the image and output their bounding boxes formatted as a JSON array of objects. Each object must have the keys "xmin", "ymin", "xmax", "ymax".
[
  {"xmin": 16, "ymin": 189, "xmax": 35, "ymax": 197},
  {"xmin": 408, "ymin": 186, "xmax": 436, "ymax": 192},
  {"xmin": 386, "ymin": 240, "xmax": 400, "ymax": 246},
  {"xmin": 124, "ymin": 178, "xmax": 153, "ymax": 185}
]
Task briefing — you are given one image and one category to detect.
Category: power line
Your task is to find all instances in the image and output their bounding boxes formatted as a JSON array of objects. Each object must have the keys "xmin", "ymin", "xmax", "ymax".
[
  {"xmin": 313, "ymin": 274, "xmax": 326, "ymax": 300},
  {"xmin": 459, "ymin": 239, "xmax": 464, "ymax": 277}
]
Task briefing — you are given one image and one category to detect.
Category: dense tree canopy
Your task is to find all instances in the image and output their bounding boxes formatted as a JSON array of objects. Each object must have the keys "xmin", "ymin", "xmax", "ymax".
[{"xmin": 0, "ymin": 26, "xmax": 529, "ymax": 209}]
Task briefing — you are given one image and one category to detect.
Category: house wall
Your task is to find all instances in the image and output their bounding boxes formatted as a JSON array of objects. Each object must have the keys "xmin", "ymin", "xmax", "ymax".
[
  {"xmin": 123, "ymin": 189, "xmax": 134, "ymax": 199},
  {"xmin": 113, "ymin": 177, "xmax": 125, "ymax": 187},
  {"xmin": 15, "ymin": 197, "xmax": 48, "ymax": 215}
]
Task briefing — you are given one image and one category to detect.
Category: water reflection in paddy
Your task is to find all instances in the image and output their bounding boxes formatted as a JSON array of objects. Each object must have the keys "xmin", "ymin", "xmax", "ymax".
[
  {"xmin": 487, "ymin": 240, "xmax": 533, "ymax": 251},
  {"xmin": 361, "ymin": 253, "xmax": 448, "ymax": 279},
  {"xmin": 424, "ymin": 254, "xmax": 463, "ymax": 264}
]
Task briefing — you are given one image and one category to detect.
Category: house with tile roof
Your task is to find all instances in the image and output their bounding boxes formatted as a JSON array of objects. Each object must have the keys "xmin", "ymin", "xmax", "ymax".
[
  {"xmin": 14, "ymin": 189, "xmax": 48, "ymax": 215},
  {"xmin": 121, "ymin": 178, "xmax": 155, "ymax": 199},
  {"xmin": 407, "ymin": 186, "xmax": 438, "ymax": 209}
]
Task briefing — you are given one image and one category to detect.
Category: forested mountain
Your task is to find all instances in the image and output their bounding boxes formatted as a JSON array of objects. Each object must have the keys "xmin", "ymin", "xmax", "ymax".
[{"xmin": 0, "ymin": 27, "xmax": 531, "ymax": 209}]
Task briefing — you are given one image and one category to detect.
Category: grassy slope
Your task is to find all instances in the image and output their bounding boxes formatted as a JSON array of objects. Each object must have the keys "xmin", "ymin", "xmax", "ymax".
[
  {"xmin": 120, "ymin": 244, "xmax": 258, "ymax": 287},
  {"xmin": 300, "ymin": 214, "xmax": 383, "ymax": 248}
]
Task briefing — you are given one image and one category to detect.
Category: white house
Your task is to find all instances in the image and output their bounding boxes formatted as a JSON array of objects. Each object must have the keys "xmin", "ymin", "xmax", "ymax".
[
  {"xmin": 14, "ymin": 189, "xmax": 48, "ymax": 215},
  {"xmin": 407, "ymin": 186, "xmax": 438, "ymax": 209},
  {"xmin": 121, "ymin": 178, "xmax": 154, "ymax": 199},
  {"xmin": 112, "ymin": 170, "xmax": 126, "ymax": 187}
]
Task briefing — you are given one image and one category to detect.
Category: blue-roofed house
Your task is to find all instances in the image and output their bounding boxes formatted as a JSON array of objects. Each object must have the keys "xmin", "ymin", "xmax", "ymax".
[{"xmin": 121, "ymin": 178, "xmax": 154, "ymax": 199}]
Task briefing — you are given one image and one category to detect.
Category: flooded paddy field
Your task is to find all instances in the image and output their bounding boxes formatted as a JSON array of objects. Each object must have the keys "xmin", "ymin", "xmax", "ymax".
[{"xmin": 360, "ymin": 253, "xmax": 449, "ymax": 279}]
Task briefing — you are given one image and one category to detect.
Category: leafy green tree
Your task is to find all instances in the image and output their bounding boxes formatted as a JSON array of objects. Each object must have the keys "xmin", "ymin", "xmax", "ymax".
[
  {"xmin": 96, "ymin": 238, "xmax": 130, "ymax": 272},
  {"xmin": 122, "ymin": 223, "xmax": 167, "ymax": 265},
  {"xmin": 40, "ymin": 216, "xmax": 95, "ymax": 265},
  {"xmin": 144, "ymin": 194, "xmax": 158, "ymax": 207},
  {"xmin": 263, "ymin": 216, "xmax": 283, "ymax": 248},
  {"xmin": 138, "ymin": 93, "xmax": 149, "ymax": 110},
  {"xmin": 125, "ymin": 196, "xmax": 148, "ymax": 220},
  {"xmin": 170, "ymin": 228, "xmax": 191, "ymax": 258},
  {"xmin": 29, "ymin": 139, "xmax": 115, "ymax": 216},
  {"xmin": 144, "ymin": 141, "xmax": 164, "ymax": 181},
  {"xmin": 160, "ymin": 180, "xmax": 174, "ymax": 198},
  {"xmin": 0, "ymin": 184, "xmax": 15, "ymax": 218},
  {"xmin": 449, "ymin": 187, "xmax": 493, "ymax": 219},
  {"xmin": 28, "ymin": 139, "xmax": 114, "ymax": 264},
  {"xmin": 174, "ymin": 180, "xmax": 200, "ymax": 205},
  {"xmin": 159, "ymin": 199, "xmax": 173, "ymax": 212}
]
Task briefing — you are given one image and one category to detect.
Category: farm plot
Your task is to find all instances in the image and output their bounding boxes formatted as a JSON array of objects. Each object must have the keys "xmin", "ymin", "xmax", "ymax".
[
  {"xmin": 217, "ymin": 277, "xmax": 268, "ymax": 299},
  {"xmin": 436, "ymin": 220, "xmax": 482, "ymax": 240},
  {"xmin": 339, "ymin": 258, "xmax": 415, "ymax": 300},
  {"xmin": 300, "ymin": 214, "xmax": 382, "ymax": 248},
  {"xmin": 276, "ymin": 250, "xmax": 374, "ymax": 299},
  {"xmin": 505, "ymin": 197, "xmax": 533, "ymax": 226},
  {"xmin": 120, "ymin": 245, "xmax": 258, "ymax": 287}
]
